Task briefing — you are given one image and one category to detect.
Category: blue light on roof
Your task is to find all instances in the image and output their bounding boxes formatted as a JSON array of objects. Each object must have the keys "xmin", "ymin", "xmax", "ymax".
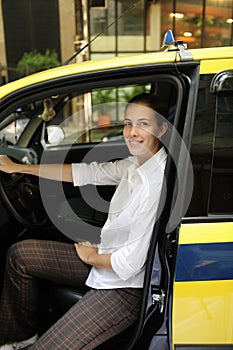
[{"xmin": 162, "ymin": 29, "xmax": 175, "ymax": 47}]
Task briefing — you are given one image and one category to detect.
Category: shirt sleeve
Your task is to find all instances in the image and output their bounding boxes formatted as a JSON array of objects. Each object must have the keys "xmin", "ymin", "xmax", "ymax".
[{"xmin": 71, "ymin": 159, "xmax": 133, "ymax": 187}]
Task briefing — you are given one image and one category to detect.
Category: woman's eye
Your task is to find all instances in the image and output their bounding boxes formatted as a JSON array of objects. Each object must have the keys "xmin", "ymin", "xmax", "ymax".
[
  {"xmin": 124, "ymin": 120, "xmax": 150, "ymax": 127},
  {"xmin": 139, "ymin": 121, "xmax": 149, "ymax": 127}
]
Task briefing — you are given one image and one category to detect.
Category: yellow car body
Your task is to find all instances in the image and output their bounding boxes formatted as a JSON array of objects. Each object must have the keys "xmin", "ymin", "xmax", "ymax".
[{"xmin": 0, "ymin": 46, "xmax": 233, "ymax": 99}]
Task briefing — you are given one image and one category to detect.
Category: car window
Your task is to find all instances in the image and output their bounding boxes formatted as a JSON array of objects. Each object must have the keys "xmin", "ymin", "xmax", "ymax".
[
  {"xmin": 186, "ymin": 74, "xmax": 216, "ymax": 217},
  {"xmin": 0, "ymin": 114, "xmax": 30, "ymax": 145},
  {"xmin": 0, "ymin": 84, "xmax": 151, "ymax": 147},
  {"xmin": 41, "ymin": 84, "xmax": 151, "ymax": 147},
  {"xmin": 0, "ymin": 77, "xmax": 181, "ymax": 165},
  {"xmin": 209, "ymin": 92, "xmax": 233, "ymax": 214},
  {"xmin": 187, "ymin": 73, "xmax": 233, "ymax": 217}
]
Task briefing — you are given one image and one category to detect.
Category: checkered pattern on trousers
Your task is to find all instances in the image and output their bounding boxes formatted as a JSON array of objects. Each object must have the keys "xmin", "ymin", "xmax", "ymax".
[{"xmin": 0, "ymin": 239, "xmax": 142, "ymax": 349}]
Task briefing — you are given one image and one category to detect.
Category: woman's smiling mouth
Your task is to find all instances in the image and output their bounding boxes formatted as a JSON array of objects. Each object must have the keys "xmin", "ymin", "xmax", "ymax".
[{"xmin": 128, "ymin": 139, "xmax": 143, "ymax": 144}]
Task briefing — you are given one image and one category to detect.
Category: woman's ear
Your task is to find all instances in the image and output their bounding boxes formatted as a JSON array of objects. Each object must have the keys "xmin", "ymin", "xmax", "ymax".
[{"xmin": 158, "ymin": 122, "xmax": 168, "ymax": 139}]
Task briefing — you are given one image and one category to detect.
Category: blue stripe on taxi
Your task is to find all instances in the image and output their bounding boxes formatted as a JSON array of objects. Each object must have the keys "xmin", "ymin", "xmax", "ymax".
[{"xmin": 175, "ymin": 242, "xmax": 233, "ymax": 282}]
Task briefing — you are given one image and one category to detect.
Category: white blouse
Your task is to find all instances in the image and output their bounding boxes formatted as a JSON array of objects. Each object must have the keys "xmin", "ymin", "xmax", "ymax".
[{"xmin": 71, "ymin": 146, "xmax": 167, "ymax": 289}]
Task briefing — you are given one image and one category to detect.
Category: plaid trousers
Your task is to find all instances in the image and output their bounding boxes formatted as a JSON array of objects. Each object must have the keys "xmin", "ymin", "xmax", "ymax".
[{"xmin": 0, "ymin": 239, "xmax": 142, "ymax": 349}]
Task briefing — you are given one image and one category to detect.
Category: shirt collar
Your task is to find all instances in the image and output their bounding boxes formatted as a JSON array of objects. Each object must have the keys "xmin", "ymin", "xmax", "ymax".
[{"xmin": 136, "ymin": 146, "xmax": 167, "ymax": 182}]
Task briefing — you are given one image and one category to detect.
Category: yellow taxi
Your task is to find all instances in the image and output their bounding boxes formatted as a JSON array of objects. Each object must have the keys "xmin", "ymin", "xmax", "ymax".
[{"xmin": 0, "ymin": 31, "xmax": 232, "ymax": 349}]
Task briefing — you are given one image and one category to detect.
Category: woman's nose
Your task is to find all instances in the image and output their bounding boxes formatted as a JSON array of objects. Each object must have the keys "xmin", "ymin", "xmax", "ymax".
[{"xmin": 129, "ymin": 124, "xmax": 139, "ymax": 137}]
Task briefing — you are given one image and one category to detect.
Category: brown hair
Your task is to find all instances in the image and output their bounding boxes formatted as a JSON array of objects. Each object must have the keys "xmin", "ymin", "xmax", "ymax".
[{"xmin": 126, "ymin": 93, "xmax": 168, "ymax": 126}]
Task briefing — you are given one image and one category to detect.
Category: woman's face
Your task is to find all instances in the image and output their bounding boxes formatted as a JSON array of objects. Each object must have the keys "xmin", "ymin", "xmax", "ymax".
[{"xmin": 123, "ymin": 102, "xmax": 167, "ymax": 165}]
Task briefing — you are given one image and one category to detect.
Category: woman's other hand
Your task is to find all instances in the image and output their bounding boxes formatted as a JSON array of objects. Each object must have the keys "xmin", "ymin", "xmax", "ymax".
[
  {"xmin": 74, "ymin": 241, "xmax": 98, "ymax": 265},
  {"xmin": 74, "ymin": 241, "xmax": 112, "ymax": 270}
]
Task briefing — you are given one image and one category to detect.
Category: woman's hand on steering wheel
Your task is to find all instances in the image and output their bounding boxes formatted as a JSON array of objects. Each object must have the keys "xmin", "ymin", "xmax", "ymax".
[{"xmin": 0, "ymin": 155, "xmax": 18, "ymax": 174}]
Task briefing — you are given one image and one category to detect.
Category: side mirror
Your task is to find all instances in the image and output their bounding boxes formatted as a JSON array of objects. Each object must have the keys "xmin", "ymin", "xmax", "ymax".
[{"xmin": 47, "ymin": 125, "xmax": 65, "ymax": 144}]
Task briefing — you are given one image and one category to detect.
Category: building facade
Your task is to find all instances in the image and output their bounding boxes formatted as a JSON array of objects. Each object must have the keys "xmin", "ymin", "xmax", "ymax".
[{"xmin": 0, "ymin": 0, "xmax": 233, "ymax": 82}]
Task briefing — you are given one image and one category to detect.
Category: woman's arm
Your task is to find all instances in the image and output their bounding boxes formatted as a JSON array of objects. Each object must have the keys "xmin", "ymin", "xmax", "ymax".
[
  {"xmin": 0, "ymin": 155, "xmax": 73, "ymax": 182},
  {"xmin": 74, "ymin": 242, "xmax": 112, "ymax": 270}
]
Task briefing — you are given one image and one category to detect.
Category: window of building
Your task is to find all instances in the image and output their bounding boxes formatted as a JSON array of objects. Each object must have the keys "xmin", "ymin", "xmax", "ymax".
[
  {"xmin": 160, "ymin": 0, "xmax": 174, "ymax": 41},
  {"xmin": 89, "ymin": 0, "xmax": 146, "ymax": 53},
  {"xmin": 175, "ymin": 0, "xmax": 203, "ymax": 49},
  {"xmin": 89, "ymin": 0, "xmax": 116, "ymax": 52},
  {"xmin": 204, "ymin": 0, "xmax": 233, "ymax": 47}
]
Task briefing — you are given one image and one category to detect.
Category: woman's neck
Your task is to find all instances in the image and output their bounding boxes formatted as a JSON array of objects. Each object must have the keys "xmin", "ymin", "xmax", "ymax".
[{"xmin": 137, "ymin": 143, "xmax": 162, "ymax": 166}]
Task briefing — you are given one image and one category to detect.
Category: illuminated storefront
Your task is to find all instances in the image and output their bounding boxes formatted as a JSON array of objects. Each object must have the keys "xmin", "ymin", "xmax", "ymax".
[{"xmin": 88, "ymin": 0, "xmax": 233, "ymax": 58}]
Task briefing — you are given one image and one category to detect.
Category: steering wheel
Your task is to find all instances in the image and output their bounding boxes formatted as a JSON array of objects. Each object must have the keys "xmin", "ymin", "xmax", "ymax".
[{"xmin": 0, "ymin": 170, "xmax": 48, "ymax": 228}]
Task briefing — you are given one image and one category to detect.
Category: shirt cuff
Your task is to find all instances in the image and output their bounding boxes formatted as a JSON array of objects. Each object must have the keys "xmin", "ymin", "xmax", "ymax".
[
  {"xmin": 71, "ymin": 163, "xmax": 85, "ymax": 186},
  {"xmin": 111, "ymin": 251, "xmax": 137, "ymax": 281}
]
